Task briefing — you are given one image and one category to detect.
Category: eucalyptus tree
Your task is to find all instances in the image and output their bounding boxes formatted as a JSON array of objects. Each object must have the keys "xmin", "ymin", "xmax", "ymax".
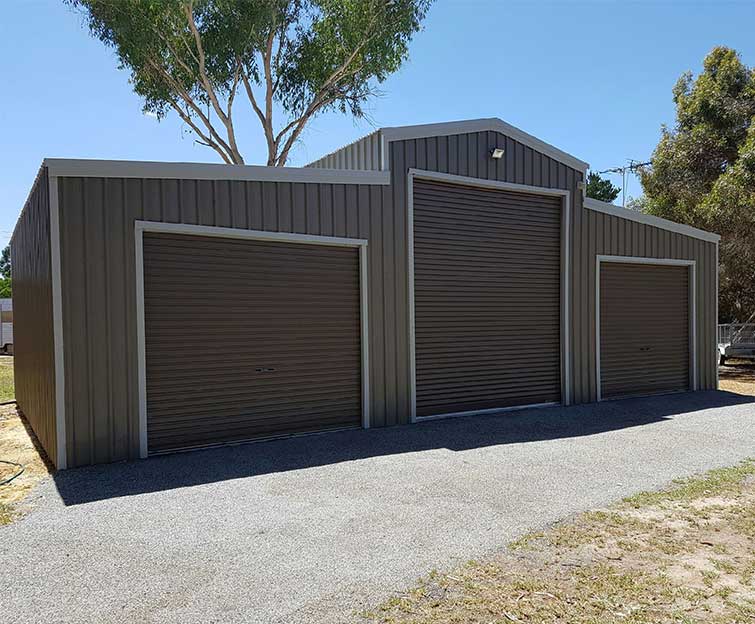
[{"xmin": 70, "ymin": 0, "xmax": 432, "ymax": 165}]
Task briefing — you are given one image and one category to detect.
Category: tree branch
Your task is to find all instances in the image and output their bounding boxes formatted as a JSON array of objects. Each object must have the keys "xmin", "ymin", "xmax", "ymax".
[
  {"xmin": 145, "ymin": 58, "xmax": 235, "ymax": 162},
  {"xmin": 227, "ymin": 59, "xmax": 242, "ymax": 119},
  {"xmin": 262, "ymin": 25, "xmax": 277, "ymax": 165},
  {"xmin": 182, "ymin": 1, "xmax": 244, "ymax": 163},
  {"xmin": 271, "ymin": 21, "xmax": 288, "ymax": 94},
  {"xmin": 165, "ymin": 96, "xmax": 233, "ymax": 164},
  {"xmin": 274, "ymin": 24, "xmax": 379, "ymax": 166},
  {"xmin": 239, "ymin": 63, "xmax": 267, "ymax": 126}
]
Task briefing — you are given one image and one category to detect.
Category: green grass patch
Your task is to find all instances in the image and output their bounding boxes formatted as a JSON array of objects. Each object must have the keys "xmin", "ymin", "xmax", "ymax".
[
  {"xmin": 623, "ymin": 459, "xmax": 755, "ymax": 507},
  {"xmin": 0, "ymin": 358, "xmax": 13, "ymax": 402},
  {"xmin": 0, "ymin": 502, "xmax": 16, "ymax": 525}
]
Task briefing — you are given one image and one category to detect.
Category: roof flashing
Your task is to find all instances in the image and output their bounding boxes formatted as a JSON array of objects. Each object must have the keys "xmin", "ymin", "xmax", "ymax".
[
  {"xmin": 42, "ymin": 158, "xmax": 391, "ymax": 185},
  {"xmin": 307, "ymin": 117, "xmax": 589, "ymax": 173}
]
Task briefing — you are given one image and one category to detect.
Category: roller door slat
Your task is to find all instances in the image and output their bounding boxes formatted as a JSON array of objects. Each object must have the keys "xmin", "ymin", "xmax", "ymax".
[
  {"xmin": 413, "ymin": 179, "xmax": 562, "ymax": 417},
  {"xmin": 600, "ymin": 262, "xmax": 689, "ymax": 399},
  {"xmin": 143, "ymin": 233, "xmax": 361, "ymax": 452}
]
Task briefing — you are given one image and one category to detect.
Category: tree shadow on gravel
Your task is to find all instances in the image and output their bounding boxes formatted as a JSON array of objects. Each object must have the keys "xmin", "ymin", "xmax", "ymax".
[{"xmin": 52, "ymin": 390, "xmax": 754, "ymax": 505}]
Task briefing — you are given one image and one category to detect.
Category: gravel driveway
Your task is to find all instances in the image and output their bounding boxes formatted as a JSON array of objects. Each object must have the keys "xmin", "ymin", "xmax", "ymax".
[{"xmin": 3, "ymin": 391, "xmax": 755, "ymax": 623}]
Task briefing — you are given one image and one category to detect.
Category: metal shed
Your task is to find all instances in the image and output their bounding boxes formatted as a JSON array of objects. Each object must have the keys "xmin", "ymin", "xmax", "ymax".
[{"xmin": 12, "ymin": 118, "xmax": 721, "ymax": 469}]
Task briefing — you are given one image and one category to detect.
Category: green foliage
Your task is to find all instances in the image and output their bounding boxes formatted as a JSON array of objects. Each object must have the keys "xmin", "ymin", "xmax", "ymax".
[
  {"xmin": 638, "ymin": 47, "xmax": 755, "ymax": 321},
  {"xmin": 625, "ymin": 196, "xmax": 649, "ymax": 212},
  {"xmin": 68, "ymin": 0, "xmax": 431, "ymax": 165},
  {"xmin": 585, "ymin": 172, "xmax": 620, "ymax": 203},
  {"xmin": 0, "ymin": 278, "xmax": 10, "ymax": 299},
  {"xmin": 0, "ymin": 246, "xmax": 9, "ymax": 280}
]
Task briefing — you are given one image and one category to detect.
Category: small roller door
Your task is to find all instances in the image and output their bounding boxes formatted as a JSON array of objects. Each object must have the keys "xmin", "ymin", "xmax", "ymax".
[
  {"xmin": 143, "ymin": 233, "xmax": 362, "ymax": 453},
  {"xmin": 413, "ymin": 179, "xmax": 563, "ymax": 418},
  {"xmin": 600, "ymin": 262, "xmax": 690, "ymax": 399}
]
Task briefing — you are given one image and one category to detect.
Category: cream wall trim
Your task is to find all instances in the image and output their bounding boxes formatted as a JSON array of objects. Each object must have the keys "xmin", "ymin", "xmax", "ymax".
[
  {"xmin": 134, "ymin": 221, "xmax": 370, "ymax": 458},
  {"xmin": 584, "ymin": 197, "xmax": 720, "ymax": 243},
  {"xmin": 595, "ymin": 255, "xmax": 697, "ymax": 402},
  {"xmin": 48, "ymin": 175, "xmax": 67, "ymax": 469},
  {"xmin": 359, "ymin": 245, "xmax": 370, "ymax": 428},
  {"xmin": 407, "ymin": 173, "xmax": 416, "ymax": 420},
  {"xmin": 407, "ymin": 169, "xmax": 572, "ymax": 423},
  {"xmin": 135, "ymin": 221, "xmax": 369, "ymax": 248},
  {"xmin": 408, "ymin": 168, "xmax": 576, "ymax": 198},
  {"xmin": 44, "ymin": 158, "xmax": 391, "ymax": 186}
]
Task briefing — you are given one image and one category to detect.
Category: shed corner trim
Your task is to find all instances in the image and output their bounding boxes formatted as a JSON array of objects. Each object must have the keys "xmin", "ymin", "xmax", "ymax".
[{"xmin": 48, "ymin": 173, "xmax": 67, "ymax": 470}]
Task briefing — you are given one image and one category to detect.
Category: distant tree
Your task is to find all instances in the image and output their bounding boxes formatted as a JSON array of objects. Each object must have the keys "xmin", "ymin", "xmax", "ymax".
[
  {"xmin": 625, "ymin": 196, "xmax": 649, "ymax": 212},
  {"xmin": 585, "ymin": 171, "xmax": 620, "ymax": 203},
  {"xmin": 0, "ymin": 246, "xmax": 10, "ymax": 280},
  {"xmin": 637, "ymin": 46, "xmax": 755, "ymax": 322},
  {"xmin": 68, "ymin": 0, "xmax": 432, "ymax": 166},
  {"xmin": 0, "ymin": 278, "xmax": 10, "ymax": 299}
]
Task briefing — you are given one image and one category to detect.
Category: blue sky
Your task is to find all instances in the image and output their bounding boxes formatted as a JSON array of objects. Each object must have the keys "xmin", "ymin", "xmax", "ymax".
[{"xmin": 2, "ymin": 0, "xmax": 754, "ymax": 249}]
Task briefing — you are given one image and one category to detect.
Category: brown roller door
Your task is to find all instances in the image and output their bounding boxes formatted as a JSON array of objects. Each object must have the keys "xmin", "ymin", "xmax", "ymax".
[
  {"xmin": 413, "ymin": 179, "xmax": 562, "ymax": 418},
  {"xmin": 143, "ymin": 233, "xmax": 362, "ymax": 453},
  {"xmin": 600, "ymin": 262, "xmax": 689, "ymax": 400}
]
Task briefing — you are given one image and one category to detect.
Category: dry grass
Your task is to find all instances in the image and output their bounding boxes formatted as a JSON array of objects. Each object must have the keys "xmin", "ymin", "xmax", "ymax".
[
  {"xmin": 365, "ymin": 460, "xmax": 755, "ymax": 624},
  {"xmin": 0, "ymin": 356, "xmax": 14, "ymax": 402},
  {"xmin": 719, "ymin": 359, "xmax": 755, "ymax": 396},
  {"xmin": 0, "ymin": 360, "xmax": 53, "ymax": 525}
]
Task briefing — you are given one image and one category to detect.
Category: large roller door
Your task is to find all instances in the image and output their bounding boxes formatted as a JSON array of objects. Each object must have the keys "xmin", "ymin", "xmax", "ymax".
[
  {"xmin": 412, "ymin": 179, "xmax": 563, "ymax": 418},
  {"xmin": 599, "ymin": 261, "xmax": 690, "ymax": 400},
  {"xmin": 143, "ymin": 233, "xmax": 362, "ymax": 453}
]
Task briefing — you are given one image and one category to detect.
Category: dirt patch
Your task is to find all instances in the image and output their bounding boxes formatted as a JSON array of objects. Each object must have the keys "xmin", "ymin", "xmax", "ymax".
[
  {"xmin": 719, "ymin": 359, "xmax": 755, "ymax": 396},
  {"xmin": 366, "ymin": 460, "xmax": 755, "ymax": 623},
  {"xmin": 0, "ymin": 405, "xmax": 53, "ymax": 524}
]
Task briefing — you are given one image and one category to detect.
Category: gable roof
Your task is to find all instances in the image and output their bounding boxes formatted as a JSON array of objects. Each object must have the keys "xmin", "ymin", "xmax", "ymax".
[{"xmin": 307, "ymin": 118, "xmax": 590, "ymax": 173}]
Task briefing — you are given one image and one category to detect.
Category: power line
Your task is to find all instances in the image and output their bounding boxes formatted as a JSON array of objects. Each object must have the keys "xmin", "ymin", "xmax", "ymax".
[{"xmin": 598, "ymin": 159, "xmax": 651, "ymax": 207}]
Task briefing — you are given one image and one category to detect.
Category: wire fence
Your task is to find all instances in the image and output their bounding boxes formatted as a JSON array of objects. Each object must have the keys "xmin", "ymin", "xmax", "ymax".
[{"xmin": 718, "ymin": 323, "xmax": 755, "ymax": 346}]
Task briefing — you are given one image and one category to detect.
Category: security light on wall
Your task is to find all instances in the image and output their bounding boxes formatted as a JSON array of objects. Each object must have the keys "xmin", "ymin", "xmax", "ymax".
[{"xmin": 490, "ymin": 148, "xmax": 505, "ymax": 159}]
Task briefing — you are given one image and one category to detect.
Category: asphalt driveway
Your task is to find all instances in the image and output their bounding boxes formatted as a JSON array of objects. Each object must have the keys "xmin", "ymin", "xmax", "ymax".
[{"xmin": 2, "ymin": 391, "xmax": 755, "ymax": 623}]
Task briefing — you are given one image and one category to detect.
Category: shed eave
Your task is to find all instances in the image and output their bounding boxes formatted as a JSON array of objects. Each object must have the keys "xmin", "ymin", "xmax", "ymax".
[{"xmin": 42, "ymin": 158, "xmax": 391, "ymax": 185}]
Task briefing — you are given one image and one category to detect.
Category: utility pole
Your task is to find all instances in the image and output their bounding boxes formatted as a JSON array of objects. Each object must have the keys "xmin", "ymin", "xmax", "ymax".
[{"xmin": 598, "ymin": 159, "xmax": 651, "ymax": 207}]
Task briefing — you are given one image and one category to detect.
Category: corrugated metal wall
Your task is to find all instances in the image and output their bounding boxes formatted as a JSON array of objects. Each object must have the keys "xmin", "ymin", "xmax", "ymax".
[
  {"xmin": 307, "ymin": 131, "xmax": 383, "ymax": 170},
  {"xmin": 57, "ymin": 176, "xmax": 401, "ymax": 467},
  {"xmin": 386, "ymin": 131, "xmax": 717, "ymax": 405},
  {"xmin": 10, "ymin": 167, "xmax": 58, "ymax": 465},
  {"xmin": 388, "ymin": 130, "xmax": 582, "ymax": 408},
  {"xmin": 52, "ymin": 128, "xmax": 717, "ymax": 467},
  {"xmin": 578, "ymin": 211, "xmax": 717, "ymax": 401}
]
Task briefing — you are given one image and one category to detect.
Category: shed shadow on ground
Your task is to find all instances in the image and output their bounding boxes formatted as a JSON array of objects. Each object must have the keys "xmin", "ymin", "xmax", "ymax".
[{"xmin": 51, "ymin": 390, "xmax": 754, "ymax": 505}]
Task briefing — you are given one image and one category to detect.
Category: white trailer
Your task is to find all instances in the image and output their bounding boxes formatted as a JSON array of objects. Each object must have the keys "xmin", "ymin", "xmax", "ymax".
[{"xmin": 718, "ymin": 317, "xmax": 755, "ymax": 366}]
